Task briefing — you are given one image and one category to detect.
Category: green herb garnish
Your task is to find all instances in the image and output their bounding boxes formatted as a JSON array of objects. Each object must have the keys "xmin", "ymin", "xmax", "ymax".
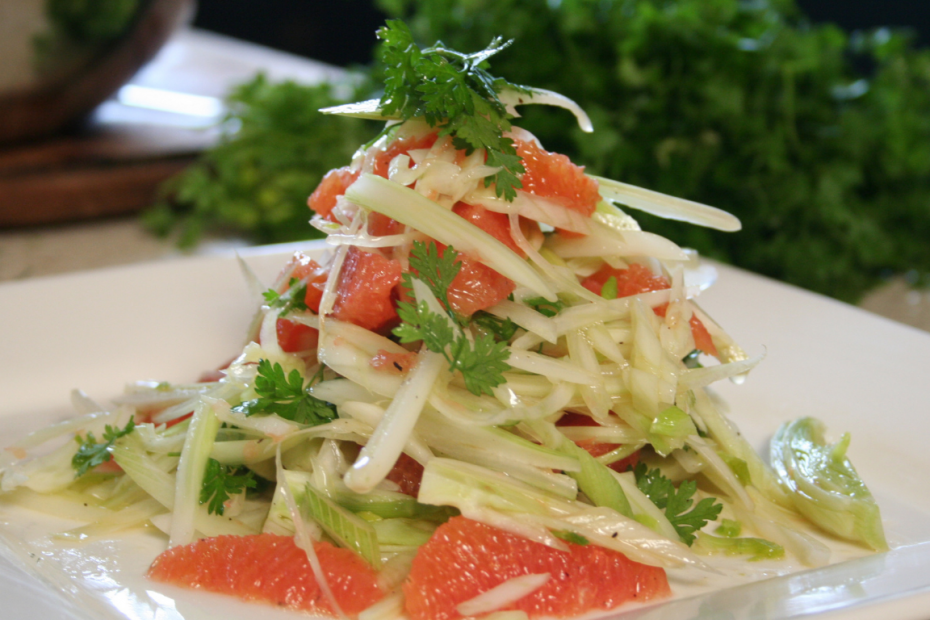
[
  {"xmin": 394, "ymin": 241, "xmax": 511, "ymax": 396},
  {"xmin": 552, "ymin": 530, "xmax": 589, "ymax": 546},
  {"xmin": 234, "ymin": 359, "xmax": 337, "ymax": 425},
  {"xmin": 72, "ymin": 417, "xmax": 136, "ymax": 478},
  {"xmin": 633, "ymin": 463, "xmax": 723, "ymax": 546},
  {"xmin": 524, "ymin": 296, "xmax": 566, "ymax": 317},
  {"xmin": 377, "ymin": 19, "xmax": 529, "ymax": 200},
  {"xmin": 200, "ymin": 458, "xmax": 257, "ymax": 516},
  {"xmin": 263, "ymin": 278, "xmax": 309, "ymax": 316}
]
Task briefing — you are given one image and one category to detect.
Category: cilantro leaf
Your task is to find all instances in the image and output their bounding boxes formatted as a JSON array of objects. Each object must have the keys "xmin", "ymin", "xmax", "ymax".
[
  {"xmin": 72, "ymin": 417, "xmax": 136, "ymax": 477},
  {"xmin": 263, "ymin": 278, "xmax": 309, "ymax": 317},
  {"xmin": 633, "ymin": 463, "xmax": 723, "ymax": 546},
  {"xmin": 234, "ymin": 359, "xmax": 337, "ymax": 426},
  {"xmin": 200, "ymin": 458, "xmax": 257, "ymax": 516},
  {"xmin": 377, "ymin": 19, "xmax": 528, "ymax": 200}
]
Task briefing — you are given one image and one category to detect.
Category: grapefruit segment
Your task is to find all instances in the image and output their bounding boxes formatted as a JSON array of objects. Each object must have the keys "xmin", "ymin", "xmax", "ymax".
[
  {"xmin": 403, "ymin": 517, "xmax": 670, "ymax": 620},
  {"xmin": 147, "ymin": 534, "xmax": 383, "ymax": 617},
  {"xmin": 515, "ymin": 139, "xmax": 600, "ymax": 217},
  {"xmin": 308, "ymin": 167, "xmax": 359, "ymax": 221},
  {"xmin": 581, "ymin": 264, "xmax": 718, "ymax": 356},
  {"xmin": 332, "ymin": 247, "xmax": 403, "ymax": 333}
]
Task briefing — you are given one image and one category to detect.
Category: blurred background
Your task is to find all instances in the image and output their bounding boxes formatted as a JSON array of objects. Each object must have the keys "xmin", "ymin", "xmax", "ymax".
[{"xmin": 1, "ymin": 0, "xmax": 929, "ymax": 330}]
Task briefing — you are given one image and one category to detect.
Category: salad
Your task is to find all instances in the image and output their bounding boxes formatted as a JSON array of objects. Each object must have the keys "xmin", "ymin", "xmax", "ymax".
[{"xmin": 0, "ymin": 20, "xmax": 887, "ymax": 620}]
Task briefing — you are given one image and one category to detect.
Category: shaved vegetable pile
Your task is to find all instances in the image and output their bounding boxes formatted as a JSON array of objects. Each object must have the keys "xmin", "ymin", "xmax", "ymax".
[{"xmin": 0, "ymin": 20, "xmax": 887, "ymax": 620}]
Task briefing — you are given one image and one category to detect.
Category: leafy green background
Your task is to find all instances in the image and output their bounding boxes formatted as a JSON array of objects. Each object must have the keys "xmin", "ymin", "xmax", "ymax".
[{"xmin": 150, "ymin": 0, "xmax": 930, "ymax": 303}]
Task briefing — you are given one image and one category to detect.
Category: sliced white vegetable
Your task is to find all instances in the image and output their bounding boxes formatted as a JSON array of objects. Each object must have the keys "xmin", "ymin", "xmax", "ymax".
[
  {"xmin": 594, "ymin": 175, "xmax": 741, "ymax": 231},
  {"xmin": 545, "ymin": 221, "xmax": 689, "ymax": 261},
  {"xmin": 169, "ymin": 398, "xmax": 220, "ymax": 547},
  {"xmin": 499, "ymin": 87, "xmax": 593, "ymax": 132},
  {"xmin": 456, "ymin": 573, "xmax": 552, "ymax": 616},
  {"xmin": 344, "ymin": 350, "xmax": 445, "ymax": 493},
  {"xmin": 345, "ymin": 174, "xmax": 556, "ymax": 299}
]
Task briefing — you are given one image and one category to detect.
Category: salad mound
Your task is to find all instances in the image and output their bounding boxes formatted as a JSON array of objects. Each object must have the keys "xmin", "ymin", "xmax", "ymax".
[{"xmin": 0, "ymin": 19, "xmax": 887, "ymax": 620}]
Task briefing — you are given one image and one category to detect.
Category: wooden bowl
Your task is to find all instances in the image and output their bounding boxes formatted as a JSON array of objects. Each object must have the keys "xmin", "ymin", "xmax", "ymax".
[{"xmin": 0, "ymin": 0, "xmax": 194, "ymax": 144}]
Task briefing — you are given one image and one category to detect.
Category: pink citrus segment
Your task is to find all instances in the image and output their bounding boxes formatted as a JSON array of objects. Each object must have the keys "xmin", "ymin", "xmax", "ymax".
[
  {"xmin": 147, "ymin": 534, "xmax": 383, "ymax": 617},
  {"xmin": 373, "ymin": 133, "xmax": 439, "ymax": 179},
  {"xmin": 403, "ymin": 517, "xmax": 670, "ymax": 620},
  {"xmin": 516, "ymin": 139, "xmax": 600, "ymax": 217},
  {"xmin": 332, "ymin": 247, "xmax": 403, "ymax": 333},
  {"xmin": 308, "ymin": 167, "xmax": 360, "ymax": 221},
  {"xmin": 581, "ymin": 264, "xmax": 718, "ymax": 356}
]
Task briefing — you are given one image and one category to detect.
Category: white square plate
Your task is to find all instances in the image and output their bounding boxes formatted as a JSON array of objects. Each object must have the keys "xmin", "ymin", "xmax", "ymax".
[{"xmin": 2, "ymin": 241, "xmax": 929, "ymax": 620}]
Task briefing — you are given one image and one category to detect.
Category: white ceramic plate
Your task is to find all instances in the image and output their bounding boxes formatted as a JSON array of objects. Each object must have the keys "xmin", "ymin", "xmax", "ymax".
[{"xmin": 2, "ymin": 241, "xmax": 930, "ymax": 620}]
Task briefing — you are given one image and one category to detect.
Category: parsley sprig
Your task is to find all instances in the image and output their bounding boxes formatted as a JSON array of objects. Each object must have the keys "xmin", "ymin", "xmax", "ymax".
[
  {"xmin": 72, "ymin": 417, "xmax": 136, "ymax": 477},
  {"xmin": 634, "ymin": 463, "xmax": 723, "ymax": 546},
  {"xmin": 234, "ymin": 360, "xmax": 336, "ymax": 426},
  {"xmin": 378, "ymin": 20, "xmax": 529, "ymax": 200},
  {"xmin": 402, "ymin": 240, "xmax": 461, "ymax": 320},
  {"xmin": 263, "ymin": 278, "xmax": 309, "ymax": 317},
  {"xmin": 200, "ymin": 458, "xmax": 257, "ymax": 515},
  {"xmin": 393, "ymin": 241, "xmax": 511, "ymax": 396}
]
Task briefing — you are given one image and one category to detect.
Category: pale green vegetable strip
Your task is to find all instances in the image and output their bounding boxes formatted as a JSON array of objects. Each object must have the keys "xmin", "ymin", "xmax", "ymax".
[
  {"xmin": 771, "ymin": 417, "xmax": 887, "ymax": 551},
  {"xmin": 556, "ymin": 439, "xmax": 633, "ymax": 518},
  {"xmin": 695, "ymin": 533, "xmax": 785, "ymax": 561},
  {"xmin": 169, "ymin": 398, "xmax": 220, "ymax": 547},
  {"xmin": 344, "ymin": 349, "xmax": 445, "ymax": 493},
  {"xmin": 345, "ymin": 174, "xmax": 555, "ymax": 299},
  {"xmin": 298, "ymin": 482, "xmax": 380, "ymax": 566},
  {"xmin": 593, "ymin": 175, "xmax": 741, "ymax": 231}
]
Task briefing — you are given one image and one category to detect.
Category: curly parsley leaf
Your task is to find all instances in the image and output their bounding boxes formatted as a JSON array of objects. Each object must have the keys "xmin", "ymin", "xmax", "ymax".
[
  {"xmin": 377, "ymin": 19, "xmax": 529, "ymax": 200},
  {"xmin": 394, "ymin": 299, "xmax": 510, "ymax": 396},
  {"xmin": 633, "ymin": 463, "xmax": 723, "ymax": 546},
  {"xmin": 263, "ymin": 278, "xmax": 309, "ymax": 317},
  {"xmin": 472, "ymin": 312, "xmax": 518, "ymax": 342},
  {"xmin": 394, "ymin": 242, "xmax": 511, "ymax": 396},
  {"xmin": 234, "ymin": 359, "xmax": 337, "ymax": 425},
  {"xmin": 72, "ymin": 417, "xmax": 136, "ymax": 478},
  {"xmin": 200, "ymin": 458, "xmax": 257, "ymax": 516},
  {"xmin": 403, "ymin": 240, "xmax": 461, "ymax": 318}
]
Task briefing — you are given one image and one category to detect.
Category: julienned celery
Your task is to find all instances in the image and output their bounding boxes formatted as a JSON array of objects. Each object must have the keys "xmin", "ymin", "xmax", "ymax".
[
  {"xmin": 650, "ymin": 406, "xmax": 697, "ymax": 439},
  {"xmin": 268, "ymin": 471, "xmax": 443, "ymax": 554},
  {"xmin": 770, "ymin": 417, "xmax": 887, "ymax": 551},
  {"xmin": 696, "ymin": 533, "xmax": 785, "ymax": 561},
  {"xmin": 297, "ymin": 482, "xmax": 381, "ymax": 567},
  {"xmin": 344, "ymin": 174, "xmax": 555, "ymax": 299},
  {"xmin": 555, "ymin": 439, "xmax": 633, "ymax": 519},
  {"xmin": 331, "ymin": 486, "xmax": 452, "ymax": 520},
  {"xmin": 368, "ymin": 517, "xmax": 438, "ymax": 547}
]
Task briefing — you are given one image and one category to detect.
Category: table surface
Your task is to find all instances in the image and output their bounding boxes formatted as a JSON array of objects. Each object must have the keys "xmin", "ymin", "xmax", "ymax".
[{"xmin": 0, "ymin": 27, "xmax": 927, "ymax": 334}]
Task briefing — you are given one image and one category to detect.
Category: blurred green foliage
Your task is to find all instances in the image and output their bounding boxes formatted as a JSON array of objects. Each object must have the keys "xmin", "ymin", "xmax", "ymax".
[
  {"xmin": 34, "ymin": 0, "xmax": 140, "ymax": 70},
  {"xmin": 152, "ymin": 0, "xmax": 930, "ymax": 302},
  {"xmin": 145, "ymin": 75, "xmax": 379, "ymax": 247},
  {"xmin": 379, "ymin": 0, "xmax": 930, "ymax": 302}
]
